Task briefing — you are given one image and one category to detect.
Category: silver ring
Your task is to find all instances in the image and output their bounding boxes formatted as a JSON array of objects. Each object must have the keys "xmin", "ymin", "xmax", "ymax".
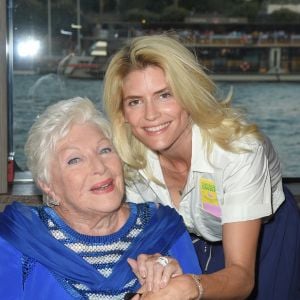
[{"xmin": 156, "ymin": 256, "xmax": 169, "ymax": 267}]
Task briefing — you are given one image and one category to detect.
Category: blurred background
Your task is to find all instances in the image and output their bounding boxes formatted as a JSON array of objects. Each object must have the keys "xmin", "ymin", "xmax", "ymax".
[{"xmin": 6, "ymin": 0, "xmax": 300, "ymax": 181}]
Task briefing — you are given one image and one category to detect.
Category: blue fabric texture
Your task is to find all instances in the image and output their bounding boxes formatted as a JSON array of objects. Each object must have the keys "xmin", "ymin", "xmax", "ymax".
[
  {"xmin": 192, "ymin": 186, "xmax": 300, "ymax": 300},
  {"xmin": 0, "ymin": 201, "xmax": 201, "ymax": 299}
]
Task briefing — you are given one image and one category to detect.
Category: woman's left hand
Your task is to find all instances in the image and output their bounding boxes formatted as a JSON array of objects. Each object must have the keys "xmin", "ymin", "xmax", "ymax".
[{"xmin": 127, "ymin": 253, "xmax": 182, "ymax": 292}]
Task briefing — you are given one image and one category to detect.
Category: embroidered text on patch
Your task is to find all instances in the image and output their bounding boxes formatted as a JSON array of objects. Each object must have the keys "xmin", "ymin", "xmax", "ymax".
[{"xmin": 200, "ymin": 178, "xmax": 221, "ymax": 218}]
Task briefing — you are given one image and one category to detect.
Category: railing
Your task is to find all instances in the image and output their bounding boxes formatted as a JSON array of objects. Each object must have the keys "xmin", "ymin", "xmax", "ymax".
[{"xmin": 180, "ymin": 34, "xmax": 300, "ymax": 47}]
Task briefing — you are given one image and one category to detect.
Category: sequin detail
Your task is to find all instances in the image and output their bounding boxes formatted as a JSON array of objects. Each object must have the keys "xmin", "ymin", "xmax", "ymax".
[{"xmin": 22, "ymin": 255, "xmax": 36, "ymax": 288}]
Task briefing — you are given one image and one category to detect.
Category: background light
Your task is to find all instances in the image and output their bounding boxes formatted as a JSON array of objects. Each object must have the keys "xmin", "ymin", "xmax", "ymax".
[{"xmin": 17, "ymin": 38, "xmax": 41, "ymax": 57}]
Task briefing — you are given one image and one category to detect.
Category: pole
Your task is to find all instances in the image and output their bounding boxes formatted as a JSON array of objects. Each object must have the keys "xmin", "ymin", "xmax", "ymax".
[
  {"xmin": 7, "ymin": 0, "xmax": 14, "ymax": 155},
  {"xmin": 76, "ymin": 0, "xmax": 81, "ymax": 54},
  {"xmin": 47, "ymin": 0, "xmax": 52, "ymax": 57},
  {"xmin": 7, "ymin": 0, "xmax": 15, "ymax": 182}
]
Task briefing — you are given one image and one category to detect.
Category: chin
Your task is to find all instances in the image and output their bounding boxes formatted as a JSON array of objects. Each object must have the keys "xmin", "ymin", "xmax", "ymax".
[{"xmin": 150, "ymin": 144, "xmax": 171, "ymax": 152}]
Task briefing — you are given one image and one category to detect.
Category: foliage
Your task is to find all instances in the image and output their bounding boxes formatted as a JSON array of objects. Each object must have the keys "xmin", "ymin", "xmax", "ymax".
[
  {"xmin": 14, "ymin": 0, "xmax": 77, "ymax": 35},
  {"xmin": 177, "ymin": 0, "xmax": 263, "ymax": 16},
  {"xmin": 161, "ymin": 6, "xmax": 189, "ymax": 22},
  {"xmin": 228, "ymin": 1, "xmax": 261, "ymax": 21},
  {"xmin": 268, "ymin": 8, "xmax": 300, "ymax": 23},
  {"xmin": 123, "ymin": 4, "xmax": 188, "ymax": 23},
  {"xmin": 269, "ymin": 0, "xmax": 300, "ymax": 3},
  {"xmin": 178, "ymin": 0, "xmax": 227, "ymax": 13},
  {"xmin": 124, "ymin": 8, "xmax": 160, "ymax": 22},
  {"xmin": 13, "ymin": 0, "xmax": 300, "ymax": 28},
  {"xmin": 119, "ymin": 0, "xmax": 173, "ymax": 12}
]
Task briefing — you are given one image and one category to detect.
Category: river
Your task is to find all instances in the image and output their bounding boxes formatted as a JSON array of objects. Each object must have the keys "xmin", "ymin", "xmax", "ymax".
[{"xmin": 13, "ymin": 74, "xmax": 300, "ymax": 177}]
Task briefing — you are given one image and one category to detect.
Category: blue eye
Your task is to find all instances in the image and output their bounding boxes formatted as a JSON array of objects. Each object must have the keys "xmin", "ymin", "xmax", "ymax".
[
  {"xmin": 99, "ymin": 147, "xmax": 112, "ymax": 154},
  {"xmin": 128, "ymin": 99, "xmax": 141, "ymax": 106},
  {"xmin": 68, "ymin": 157, "xmax": 80, "ymax": 165},
  {"xmin": 160, "ymin": 91, "xmax": 172, "ymax": 99}
]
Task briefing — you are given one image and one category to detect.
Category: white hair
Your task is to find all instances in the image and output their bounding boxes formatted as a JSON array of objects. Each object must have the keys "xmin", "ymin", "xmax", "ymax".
[{"xmin": 24, "ymin": 97, "xmax": 112, "ymax": 185}]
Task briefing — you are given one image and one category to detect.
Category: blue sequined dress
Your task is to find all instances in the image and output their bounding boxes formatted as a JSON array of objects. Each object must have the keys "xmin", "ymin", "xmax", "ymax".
[{"xmin": 0, "ymin": 201, "xmax": 201, "ymax": 299}]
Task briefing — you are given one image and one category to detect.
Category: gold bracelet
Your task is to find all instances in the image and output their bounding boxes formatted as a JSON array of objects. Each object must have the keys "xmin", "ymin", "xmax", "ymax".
[{"xmin": 190, "ymin": 274, "xmax": 204, "ymax": 300}]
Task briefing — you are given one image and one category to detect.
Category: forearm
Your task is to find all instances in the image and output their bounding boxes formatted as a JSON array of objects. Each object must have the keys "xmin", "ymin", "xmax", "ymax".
[
  {"xmin": 196, "ymin": 265, "xmax": 254, "ymax": 300},
  {"xmin": 138, "ymin": 264, "xmax": 254, "ymax": 300},
  {"xmin": 194, "ymin": 219, "xmax": 261, "ymax": 299}
]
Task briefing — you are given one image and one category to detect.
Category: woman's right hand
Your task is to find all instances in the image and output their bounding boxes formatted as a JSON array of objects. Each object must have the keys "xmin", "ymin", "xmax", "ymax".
[{"xmin": 127, "ymin": 253, "xmax": 183, "ymax": 292}]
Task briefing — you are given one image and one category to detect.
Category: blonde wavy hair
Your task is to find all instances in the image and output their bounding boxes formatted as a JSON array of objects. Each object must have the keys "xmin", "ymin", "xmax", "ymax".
[{"xmin": 103, "ymin": 34, "xmax": 262, "ymax": 183}]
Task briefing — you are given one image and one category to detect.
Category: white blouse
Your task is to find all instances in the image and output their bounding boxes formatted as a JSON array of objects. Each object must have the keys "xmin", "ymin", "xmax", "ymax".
[{"xmin": 125, "ymin": 125, "xmax": 285, "ymax": 242}]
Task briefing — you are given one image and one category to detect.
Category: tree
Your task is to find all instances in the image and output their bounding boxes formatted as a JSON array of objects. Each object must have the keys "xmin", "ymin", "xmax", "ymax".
[
  {"xmin": 161, "ymin": 5, "xmax": 189, "ymax": 22},
  {"xmin": 269, "ymin": 8, "xmax": 300, "ymax": 23},
  {"xmin": 124, "ymin": 8, "xmax": 159, "ymax": 22},
  {"xmin": 229, "ymin": 1, "xmax": 261, "ymax": 21}
]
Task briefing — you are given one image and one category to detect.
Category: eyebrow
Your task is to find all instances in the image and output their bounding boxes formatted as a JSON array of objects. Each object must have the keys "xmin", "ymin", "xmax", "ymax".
[
  {"xmin": 154, "ymin": 87, "xmax": 170, "ymax": 95},
  {"xmin": 57, "ymin": 137, "xmax": 110, "ymax": 153},
  {"xmin": 123, "ymin": 87, "xmax": 170, "ymax": 101}
]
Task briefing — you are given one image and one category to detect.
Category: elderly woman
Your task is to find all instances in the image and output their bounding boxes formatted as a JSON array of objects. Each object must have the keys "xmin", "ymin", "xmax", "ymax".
[{"xmin": 0, "ymin": 97, "xmax": 201, "ymax": 300}]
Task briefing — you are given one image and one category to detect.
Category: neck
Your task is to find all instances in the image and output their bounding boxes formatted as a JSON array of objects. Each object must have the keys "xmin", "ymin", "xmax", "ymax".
[
  {"xmin": 54, "ymin": 204, "xmax": 130, "ymax": 236},
  {"xmin": 159, "ymin": 156, "xmax": 190, "ymax": 173},
  {"xmin": 159, "ymin": 141, "xmax": 192, "ymax": 174},
  {"xmin": 158, "ymin": 124, "xmax": 192, "ymax": 171}
]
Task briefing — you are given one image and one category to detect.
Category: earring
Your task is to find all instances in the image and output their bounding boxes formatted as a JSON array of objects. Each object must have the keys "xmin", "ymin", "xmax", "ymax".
[{"xmin": 44, "ymin": 194, "xmax": 59, "ymax": 207}]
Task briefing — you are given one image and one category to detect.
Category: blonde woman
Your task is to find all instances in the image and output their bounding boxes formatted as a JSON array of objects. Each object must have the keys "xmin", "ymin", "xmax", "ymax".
[{"xmin": 103, "ymin": 34, "xmax": 300, "ymax": 299}]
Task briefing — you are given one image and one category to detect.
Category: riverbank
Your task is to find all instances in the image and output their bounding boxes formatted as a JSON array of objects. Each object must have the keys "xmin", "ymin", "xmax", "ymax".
[
  {"xmin": 211, "ymin": 73, "xmax": 300, "ymax": 82},
  {"xmin": 14, "ymin": 69, "xmax": 300, "ymax": 82}
]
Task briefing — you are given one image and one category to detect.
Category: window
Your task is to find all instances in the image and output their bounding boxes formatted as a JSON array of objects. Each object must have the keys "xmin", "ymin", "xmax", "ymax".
[
  {"xmin": 12, "ymin": 0, "xmax": 106, "ymax": 182},
  {"xmin": 0, "ymin": 0, "xmax": 8, "ymax": 193},
  {"xmin": 1, "ymin": 1, "xmax": 300, "ymax": 195}
]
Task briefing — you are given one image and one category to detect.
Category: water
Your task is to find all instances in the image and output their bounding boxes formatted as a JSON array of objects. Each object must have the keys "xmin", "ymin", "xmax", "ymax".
[{"xmin": 13, "ymin": 74, "xmax": 300, "ymax": 177}]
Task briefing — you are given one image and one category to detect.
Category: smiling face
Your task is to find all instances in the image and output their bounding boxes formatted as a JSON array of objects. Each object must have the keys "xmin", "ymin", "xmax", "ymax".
[
  {"xmin": 42, "ymin": 122, "xmax": 124, "ymax": 222},
  {"xmin": 122, "ymin": 66, "xmax": 191, "ymax": 154}
]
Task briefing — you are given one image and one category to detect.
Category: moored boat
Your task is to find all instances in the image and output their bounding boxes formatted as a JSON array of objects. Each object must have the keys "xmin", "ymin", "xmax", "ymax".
[{"xmin": 57, "ymin": 40, "xmax": 109, "ymax": 79}]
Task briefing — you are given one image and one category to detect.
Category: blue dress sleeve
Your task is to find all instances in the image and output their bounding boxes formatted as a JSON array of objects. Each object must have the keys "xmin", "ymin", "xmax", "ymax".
[
  {"xmin": 168, "ymin": 231, "xmax": 202, "ymax": 275},
  {"xmin": 0, "ymin": 237, "xmax": 23, "ymax": 299}
]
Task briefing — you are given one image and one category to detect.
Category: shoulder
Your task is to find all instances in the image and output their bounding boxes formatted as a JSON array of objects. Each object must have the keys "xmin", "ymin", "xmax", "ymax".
[
  {"xmin": 0, "ymin": 237, "xmax": 23, "ymax": 298},
  {"xmin": 130, "ymin": 202, "xmax": 173, "ymax": 218},
  {"xmin": 211, "ymin": 135, "xmax": 274, "ymax": 168},
  {"xmin": 129, "ymin": 201, "xmax": 157, "ymax": 211},
  {"xmin": 0, "ymin": 235, "xmax": 23, "ymax": 280},
  {"xmin": 0, "ymin": 235, "xmax": 22, "ymax": 257},
  {"xmin": 191, "ymin": 125, "xmax": 261, "ymax": 167},
  {"xmin": 129, "ymin": 202, "xmax": 182, "ymax": 224}
]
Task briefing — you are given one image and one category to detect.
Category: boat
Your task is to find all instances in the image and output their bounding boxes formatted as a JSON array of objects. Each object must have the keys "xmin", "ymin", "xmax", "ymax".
[
  {"xmin": 58, "ymin": 53, "xmax": 107, "ymax": 79},
  {"xmin": 57, "ymin": 40, "xmax": 109, "ymax": 79}
]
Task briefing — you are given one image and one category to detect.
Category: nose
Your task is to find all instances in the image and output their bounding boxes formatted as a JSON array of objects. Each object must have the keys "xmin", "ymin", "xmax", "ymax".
[
  {"xmin": 144, "ymin": 100, "xmax": 160, "ymax": 121},
  {"xmin": 91, "ymin": 156, "xmax": 106, "ymax": 175}
]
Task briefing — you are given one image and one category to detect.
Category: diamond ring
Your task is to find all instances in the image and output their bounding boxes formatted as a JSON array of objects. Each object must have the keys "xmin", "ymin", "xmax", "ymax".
[{"xmin": 156, "ymin": 256, "xmax": 169, "ymax": 267}]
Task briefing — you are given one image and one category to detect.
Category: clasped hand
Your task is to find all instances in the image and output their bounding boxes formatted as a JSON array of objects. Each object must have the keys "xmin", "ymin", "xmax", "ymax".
[
  {"xmin": 127, "ymin": 253, "xmax": 199, "ymax": 300},
  {"xmin": 127, "ymin": 253, "xmax": 182, "ymax": 292}
]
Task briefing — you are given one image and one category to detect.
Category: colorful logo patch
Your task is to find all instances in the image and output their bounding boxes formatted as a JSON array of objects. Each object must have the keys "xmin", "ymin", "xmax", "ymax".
[{"xmin": 200, "ymin": 178, "xmax": 221, "ymax": 218}]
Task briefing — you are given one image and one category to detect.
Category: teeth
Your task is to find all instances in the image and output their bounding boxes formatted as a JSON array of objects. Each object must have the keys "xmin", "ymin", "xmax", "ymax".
[
  {"xmin": 93, "ymin": 183, "xmax": 110, "ymax": 190},
  {"xmin": 99, "ymin": 184, "xmax": 109, "ymax": 189},
  {"xmin": 145, "ymin": 122, "xmax": 170, "ymax": 132}
]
